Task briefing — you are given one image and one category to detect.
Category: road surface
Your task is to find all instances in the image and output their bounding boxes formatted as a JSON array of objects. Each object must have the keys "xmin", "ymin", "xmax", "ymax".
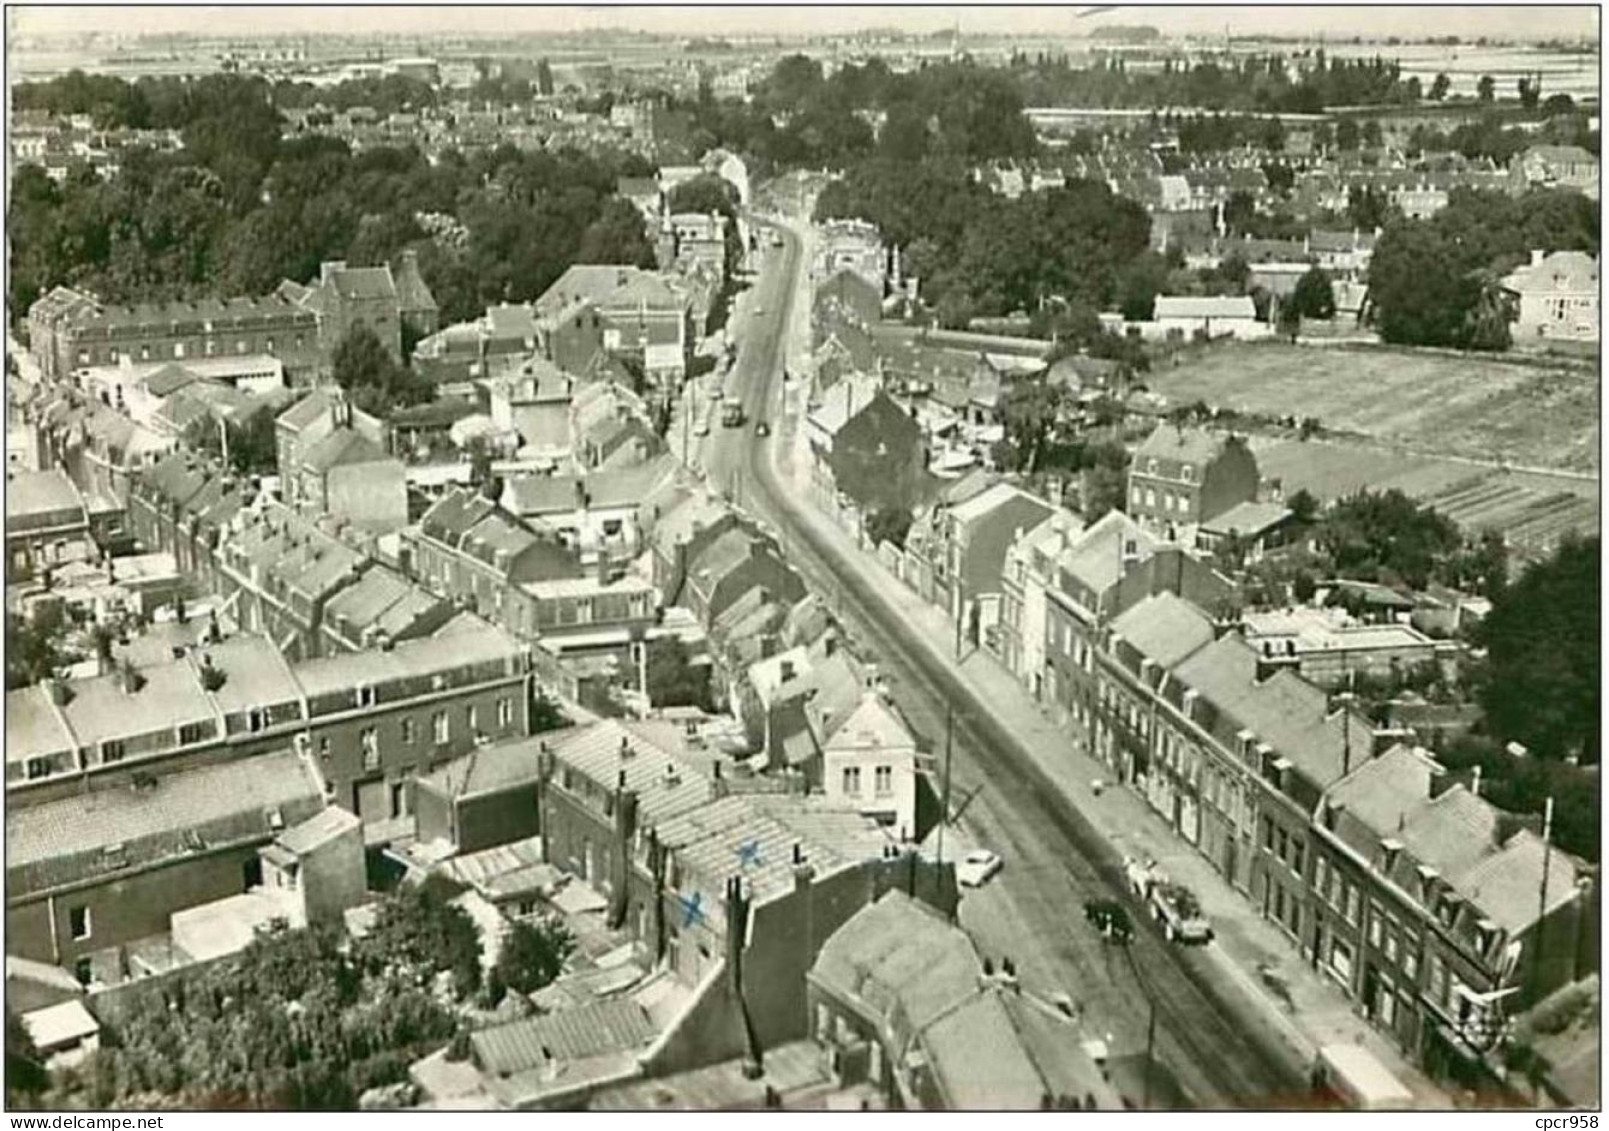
[{"xmin": 694, "ymin": 209, "xmax": 1309, "ymax": 1110}]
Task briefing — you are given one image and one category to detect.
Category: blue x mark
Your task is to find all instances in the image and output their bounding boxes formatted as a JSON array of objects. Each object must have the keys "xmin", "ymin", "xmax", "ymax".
[
  {"xmin": 679, "ymin": 890, "xmax": 706, "ymax": 929},
  {"xmin": 736, "ymin": 839, "xmax": 764, "ymax": 869}
]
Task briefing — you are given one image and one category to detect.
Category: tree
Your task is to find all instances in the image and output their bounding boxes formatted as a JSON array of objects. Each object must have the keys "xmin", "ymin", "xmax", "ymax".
[
  {"xmin": 1361, "ymin": 119, "xmax": 1383, "ymax": 149},
  {"xmin": 359, "ymin": 878, "xmax": 483, "ymax": 1000},
  {"xmin": 575, "ymin": 198, "xmax": 656, "ymax": 268},
  {"xmin": 1287, "ymin": 488, "xmax": 1320, "ymax": 525},
  {"xmin": 332, "ymin": 323, "xmax": 433, "ymax": 417},
  {"xmin": 866, "ymin": 506, "xmax": 914, "ymax": 549},
  {"xmin": 999, "ymin": 377, "xmax": 1065, "ymax": 474},
  {"xmin": 5, "ymin": 606, "xmax": 70, "ymax": 690},
  {"xmin": 1118, "ymin": 253, "xmax": 1170, "ymax": 322},
  {"xmin": 1346, "ymin": 184, "xmax": 1393, "ymax": 231},
  {"xmin": 494, "ymin": 919, "xmax": 576, "ymax": 995},
  {"xmin": 645, "ymin": 637, "xmax": 714, "ymax": 711},
  {"xmin": 1474, "ymin": 536, "xmax": 1598, "ymax": 766},
  {"xmin": 1319, "ymin": 489, "xmax": 1462, "ymax": 590},
  {"xmin": 1477, "ymin": 74, "xmax": 1496, "ymax": 103},
  {"xmin": 6, "ymin": 1010, "xmax": 48, "ymax": 1108},
  {"xmin": 1335, "ymin": 118, "xmax": 1361, "ymax": 151},
  {"xmin": 530, "ymin": 685, "xmax": 568, "ymax": 732},
  {"xmin": 1291, "ymin": 266, "xmax": 1337, "ymax": 320},
  {"xmin": 1517, "ymin": 73, "xmax": 1542, "ymax": 111},
  {"xmin": 1429, "ymin": 72, "xmax": 1451, "ymax": 101}
]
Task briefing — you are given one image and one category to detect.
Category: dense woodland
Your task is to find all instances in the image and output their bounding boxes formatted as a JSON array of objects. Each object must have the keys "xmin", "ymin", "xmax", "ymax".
[{"xmin": 8, "ymin": 73, "xmax": 658, "ymax": 328}]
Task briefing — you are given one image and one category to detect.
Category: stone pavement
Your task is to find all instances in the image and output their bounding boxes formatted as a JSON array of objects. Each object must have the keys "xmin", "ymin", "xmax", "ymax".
[{"xmin": 765, "ymin": 210, "xmax": 1454, "ymax": 1110}]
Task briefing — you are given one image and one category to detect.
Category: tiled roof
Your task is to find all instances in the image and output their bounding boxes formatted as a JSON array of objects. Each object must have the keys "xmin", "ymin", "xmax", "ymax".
[
  {"xmin": 808, "ymin": 373, "xmax": 882, "ymax": 437},
  {"xmin": 419, "ymin": 733, "xmax": 551, "ymax": 800},
  {"xmin": 1174, "ymin": 635, "xmax": 1367, "ymax": 789},
  {"xmin": 1110, "ymin": 592, "xmax": 1217, "ymax": 670},
  {"xmin": 1455, "ymin": 831, "xmax": 1582, "ymax": 935},
  {"xmin": 504, "ymin": 473, "xmax": 581, "ymax": 517},
  {"xmin": 7, "ymin": 749, "xmax": 325, "ymax": 896},
  {"xmin": 4, "ymin": 685, "xmax": 78, "ymax": 765},
  {"xmin": 547, "ymin": 719, "xmax": 712, "ymax": 826},
  {"xmin": 299, "ymin": 427, "xmax": 389, "ymax": 473},
  {"xmin": 1136, "ymin": 424, "xmax": 1229, "ymax": 467},
  {"xmin": 5, "ymin": 470, "xmax": 83, "ymax": 522},
  {"xmin": 1154, "ymin": 295, "xmax": 1257, "ymax": 320},
  {"xmin": 1200, "ymin": 500, "xmax": 1292, "ymax": 537},
  {"xmin": 328, "ymin": 264, "xmax": 397, "ymax": 302},
  {"xmin": 276, "ymin": 805, "xmax": 360, "ymax": 855}
]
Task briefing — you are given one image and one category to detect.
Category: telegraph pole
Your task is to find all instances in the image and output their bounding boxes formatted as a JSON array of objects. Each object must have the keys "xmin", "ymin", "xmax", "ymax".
[
  {"xmin": 935, "ymin": 704, "xmax": 954, "ymax": 868},
  {"xmin": 1530, "ymin": 796, "xmax": 1555, "ymax": 994}
]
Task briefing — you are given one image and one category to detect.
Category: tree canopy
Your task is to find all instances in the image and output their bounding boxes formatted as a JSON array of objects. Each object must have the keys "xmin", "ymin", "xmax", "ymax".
[{"xmin": 1473, "ymin": 536, "xmax": 1599, "ymax": 766}]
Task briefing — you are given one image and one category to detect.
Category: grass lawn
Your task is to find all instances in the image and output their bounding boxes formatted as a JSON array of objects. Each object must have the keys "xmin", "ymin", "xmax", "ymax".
[{"xmin": 1148, "ymin": 342, "xmax": 1600, "ymax": 474}]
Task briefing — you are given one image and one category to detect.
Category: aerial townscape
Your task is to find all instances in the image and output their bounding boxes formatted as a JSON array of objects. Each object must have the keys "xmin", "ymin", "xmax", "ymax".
[{"xmin": 2, "ymin": 4, "xmax": 1600, "ymax": 1116}]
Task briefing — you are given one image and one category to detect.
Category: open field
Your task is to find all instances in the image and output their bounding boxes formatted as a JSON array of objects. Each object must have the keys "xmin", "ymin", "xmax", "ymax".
[{"xmin": 1150, "ymin": 342, "xmax": 1600, "ymax": 475}]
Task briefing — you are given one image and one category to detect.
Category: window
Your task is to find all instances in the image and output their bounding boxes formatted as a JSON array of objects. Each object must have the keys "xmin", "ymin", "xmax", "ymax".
[
  {"xmin": 1345, "ymin": 884, "xmax": 1360, "ymax": 927},
  {"xmin": 248, "ymin": 708, "xmax": 266, "ymax": 733},
  {"xmin": 100, "ymin": 739, "xmax": 126, "ymax": 764},
  {"xmin": 1131, "ymin": 486, "xmax": 1143, "ymax": 505},
  {"xmin": 1261, "ymin": 817, "xmax": 1274, "ymax": 852},
  {"xmin": 390, "ymin": 782, "xmax": 406, "ymax": 820},
  {"xmin": 842, "ymin": 766, "xmax": 862, "ymax": 795},
  {"xmin": 265, "ymin": 338, "xmax": 275, "ymax": 354},
  {"xmin": 498, "ymin": 697, "xmax": 514, "ymax": 728},
  {"xmin": 178, "ymin": 722, "xmax": 206, "ymax": 745},
  {"xmin": 1275, "ymin": 826, "xmax": 1289, "ymax": 863},
  {"xmin": 357, "ymin": 685, "xmax": 377, "ymax": 709},
  {"xmin": 237, "ymin": 339, "xmax": 248, "ymax": 355},
  {"xmin": 139, "ymin": 344, "xmax": 150, "ymax": 360},
  {"xmin": 1403, "ymin": 942, "xmax": 1420, "ymax": 982},
  {"xmin": 319, "ymin": 736, "xmax": 331, "ymax": 759},
  {"xmin": 1330, "ymin": 937, "xmax": 1354, "ymax": 982},
  {"xmin": 1315, "ymin": 856, "xmax": 1328, "ymax": 900},
  {"xmin": 1181, "ymin": 464, "xmax": 1194, "ymax": 483},
  {"xmin": 1291, "ymin": 840, "xmax": 1305, "ymax": 879},
  {"xmin": 401, "ymin": 717, "xmax": 416, "ymax": 744},
  {"xmin": 466, "ymin": 704, "xmax": 479, "ymax": 733},
  {"xmin": 69, "ymin": 905, "xmax": 91, "ymax": 941},
  {"xmin": 433, "ymin": 711, "xmax": 449, "ymax": 744},
  {"xmin": 174, "ymin": 342, "xmax": 185, "ymax": 359},
  {"xmin": 1144, "ymin": 487, "xmax": 1156, "ymax": 508},
  {"xmin": 874, "ymin": 765, "xmax": 893, "ymax": 797},
  {"xmin": 361, "ymin": 727, "xmax": 379, "ymax": 771},
  {"xmin": 1368, "ymin": 902, "xmax": 1385, "ymax": 948}
]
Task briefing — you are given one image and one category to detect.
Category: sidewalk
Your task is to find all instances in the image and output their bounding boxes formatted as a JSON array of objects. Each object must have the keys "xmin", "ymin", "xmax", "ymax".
[{"xmin": 767, "ymin": 214, "xmax": 1450, "ymax": 1109}]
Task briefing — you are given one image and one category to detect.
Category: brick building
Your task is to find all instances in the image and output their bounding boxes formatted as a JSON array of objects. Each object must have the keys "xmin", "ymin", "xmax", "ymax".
[{"xmin": 1127, "ymin": 425, "xmax": 1259, "ymax": 539}]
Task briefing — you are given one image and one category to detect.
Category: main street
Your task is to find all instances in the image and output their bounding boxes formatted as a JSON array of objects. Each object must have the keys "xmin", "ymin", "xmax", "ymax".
[{"xmin": 689, "ymin": 207, "xmax": 1310, "ymax": 1109}]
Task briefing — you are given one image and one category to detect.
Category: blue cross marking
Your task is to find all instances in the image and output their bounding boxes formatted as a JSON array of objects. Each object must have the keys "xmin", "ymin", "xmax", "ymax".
[
  {"xmin": 678, "ymin": 890, "xmax": 706, "ymax": 929},
  {"xmin": 736, "ymin": 840, "xmax": 764, "ymax": 869}
]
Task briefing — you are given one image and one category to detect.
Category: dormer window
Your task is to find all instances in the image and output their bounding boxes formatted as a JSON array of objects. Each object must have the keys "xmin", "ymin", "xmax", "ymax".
[
  {"xmin": 1181, "ymin": 464, "xmax": 1194, "ymax": 483},
  {"xmin": 357, "ymin": 685, "xmax": 377, "ymax": 709}
]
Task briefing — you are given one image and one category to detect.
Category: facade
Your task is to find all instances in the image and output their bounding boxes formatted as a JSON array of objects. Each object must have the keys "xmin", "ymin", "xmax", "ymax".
[
  {"xmin": 1127, "ymin": 425, "xmax": 1260, "ymax": 538},
  {"xmin": 28, "ymin": 287, "xmax": 321, "ymax": 385},
  {"xmin": 1311, "ymin": 744, "xmax": 1596, "ymax": 1079},
  {"xmin": 998, "ymin": 510, "xmax": 1086, "ymax": 696},
  {"xmin": 6, "ymin": 469, "xmax": 91, "ymax": 583},
  {"xmin": 3, "ymin": 621, "xmax": 532, "ymax": 838},
  {"xmin": 275, "ymin": 388, "xmax": 390, "ymax": 510},
  {"xmin": 4, "ymin": 747, "xmax": 326, "ymax": 977},
  {"xmin": 819, "ymin": 693, "xmax": 919, "ymax": 839},
  {"xmin": 1152, "ymin": 295, "xmax": 1260, "ymax": 340},
  {"xmin": 402, "ymin": 488, "xmax": 586, "ymax": 639},
  {"xmin": 535, "ymin": 266, "xmax": 693, "ymax": 386},
  {"xmin": 1501, "ymin": 250, "xmax": 1600, "ymax": 343},
  {"xmin": 807, "ymin": 890, "xmax": 1118, "ymax": 1110},
  {"xmin": 1510, "ymin": 145, "xmax": 1599, "ymax": 199}
]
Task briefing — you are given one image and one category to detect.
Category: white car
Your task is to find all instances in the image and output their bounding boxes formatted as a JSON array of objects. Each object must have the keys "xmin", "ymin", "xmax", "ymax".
[
  {"xmin": 956, "ymin": 849, "xmax": 1003, "ymax": 888},
  {"xmin": 693, "ymin": 421, "xmax": 711, "ymax": 437}
]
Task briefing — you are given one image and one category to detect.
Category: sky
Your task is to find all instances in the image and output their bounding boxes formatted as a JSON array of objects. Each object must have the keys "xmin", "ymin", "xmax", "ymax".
[{"xmin": 9, "ymin": 4, "xmax": 1600, "ymax": 44}]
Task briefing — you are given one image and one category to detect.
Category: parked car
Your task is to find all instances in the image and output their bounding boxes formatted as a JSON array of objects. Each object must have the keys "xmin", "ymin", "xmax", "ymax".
[
  {"xmin": 957, "ymin": 849, "xmax": 1003, "ymax": 888},
  {"xmin": 693, "ymin": 420, "xmax": 710, "ymax": 437},
  {"xmin": 755, "ymin": 420, "xmax": 771, "ymax": 437}
]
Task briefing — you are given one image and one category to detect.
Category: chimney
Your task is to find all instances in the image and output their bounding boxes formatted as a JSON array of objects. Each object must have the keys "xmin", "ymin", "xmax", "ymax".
[
  {"xmin": 1531, "ymin": 249, "xmax": 1545, "ymax": 268},
  {"xmin": 724, "ymin": 876, "xmax": 765, "ymax": 1079},
  {"xmin": 780, "ymin": 659, "xmax": 796, "ymax": 683},
  {"xmin": 1470, "ymin": 765, "xmax": 1482, "ymax": 798},
  {"xmin": 607, "ymin": 777, "xmax": 639, "ymax": 930},
  {"xmin": 320, "ymin": 260, "xmax": 346, "ymax": 286}
]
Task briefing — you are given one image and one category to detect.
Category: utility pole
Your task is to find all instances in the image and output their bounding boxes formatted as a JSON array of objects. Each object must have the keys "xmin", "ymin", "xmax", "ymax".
[
  {"xmin": 935, "ymin": 704, "xmax": 954, "ymax": 868},
  {"xmin": 1530, "ymin": 795, "xmax": 1555, "ymax": 994}
]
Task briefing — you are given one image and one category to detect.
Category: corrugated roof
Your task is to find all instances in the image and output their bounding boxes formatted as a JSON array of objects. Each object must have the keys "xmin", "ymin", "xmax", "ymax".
[{"xmin": 472, "ymin": 998, "xmax": 656, "ymax": 1077}]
